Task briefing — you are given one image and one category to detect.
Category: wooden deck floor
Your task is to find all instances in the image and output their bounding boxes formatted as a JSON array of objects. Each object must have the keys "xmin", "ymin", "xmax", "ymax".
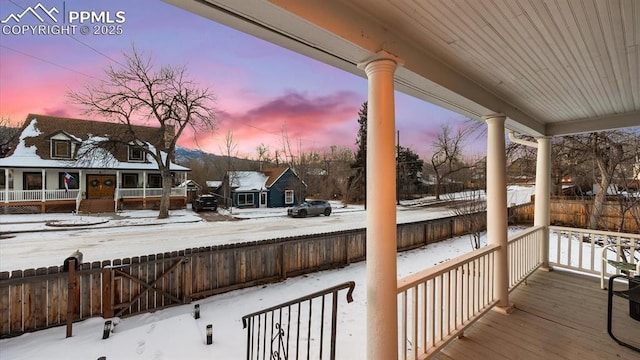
[{"xmin": 435, "ymin": 269, "xmax": 639, "ymax": 360}]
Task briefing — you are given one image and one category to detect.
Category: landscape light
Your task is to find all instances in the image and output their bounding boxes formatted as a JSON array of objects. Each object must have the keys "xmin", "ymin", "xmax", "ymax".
[
  {"xmin": 206, "ymin": 324, "xmax": 213, "ymax": 345},
  {"xmin": 194, "ymin": 304, "xmax": 200, "ymax": 319},
  {"xmin": 102, "ymin": 320, "xmax": 112, "ymax": 339}
]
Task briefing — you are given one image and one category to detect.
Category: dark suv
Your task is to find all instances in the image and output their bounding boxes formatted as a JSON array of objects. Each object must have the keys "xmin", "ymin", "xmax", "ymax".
[{"xmin": 192, "ymin": 194, "xmax": 218, "ymax": 212}]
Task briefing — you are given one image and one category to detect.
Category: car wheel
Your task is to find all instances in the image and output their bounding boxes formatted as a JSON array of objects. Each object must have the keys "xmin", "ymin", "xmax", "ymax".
[
  {"xmin": 324, "ymin": 208, "xmax": 331, "ymax": 216},
  {"xmin": 299, "ymin": 209, "xmax": 307, "ymax": 217}
]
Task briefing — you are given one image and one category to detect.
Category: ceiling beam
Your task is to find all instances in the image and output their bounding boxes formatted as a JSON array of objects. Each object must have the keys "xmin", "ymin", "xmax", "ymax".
[{"xmin": 546, "ymin": 111, "xmax": 640, "ymax": 136}]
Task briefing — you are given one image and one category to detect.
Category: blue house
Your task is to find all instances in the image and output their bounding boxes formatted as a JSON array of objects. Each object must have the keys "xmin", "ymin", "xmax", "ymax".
[{"xmin": 225, "ymin": 167, "xmax": 306, "ymax": 208}]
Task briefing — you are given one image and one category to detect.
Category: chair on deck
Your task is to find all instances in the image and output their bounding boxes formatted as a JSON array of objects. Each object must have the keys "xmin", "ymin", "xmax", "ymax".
[{"xmin": 607, "ymin": 274, "xmax": 640, "ymax": 353}]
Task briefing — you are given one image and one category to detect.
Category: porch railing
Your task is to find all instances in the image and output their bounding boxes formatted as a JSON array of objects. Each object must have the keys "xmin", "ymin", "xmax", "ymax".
[
  {"xmin": 549, "ymin": 226, "xmax": 640, "ymax": 276},
  {"xmin": 242, "ymin": 281, "xmax": 355, "ymax": 360},
  {"xmin": 397, "ymin": 243, "xmax": 500, "ymax": 360},
  {"xmin": 0, "ymin": 189, "xmax": 80, "ymax": 202},
  {"xmin": 508, "ymin": 225, "xmax": 544, "ymax": 291},
  {"xmin": 548, "ymin": 226, "xmax": 639, "ymax": 289},
  {"xmin": 117, "ymin": 187, "xmax": 186, "ymax": 198},
  {"xmin": 397, "ymin": 225, "xmax": 546, "ymax": 359}
]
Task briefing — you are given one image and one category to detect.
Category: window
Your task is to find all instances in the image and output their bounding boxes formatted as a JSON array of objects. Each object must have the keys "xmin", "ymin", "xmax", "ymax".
[
  {"xmin": 237, "ymin": 193, "xmax": 254, "ymax": 206},
  {"xmin": 24, "ymin": 172, "xmax": 43, "ymax": 190},
  {"xmin": 122, "ymin": 173, "xmax": 138, "ymax": 188},
  {"xmin": 52, "ymin": 140, "xmax": 72, "ymax": 158},
  {"xmin": 58, "ymin": 172, "xmax": 79, "ymax": 190},
  {"xmin": 148, "ymin": 174, "xmax": 162, "ymax": 188},
  {"xmin": 285, "ymin": 190, "xmax": 294, "ymax": 204},
  {"xmin": 128, "ymin": 145, "xmax": 145, "ymax": 162}
]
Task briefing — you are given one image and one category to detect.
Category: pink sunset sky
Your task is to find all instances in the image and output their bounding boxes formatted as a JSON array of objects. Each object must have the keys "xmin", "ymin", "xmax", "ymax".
[{"xmin": 0, "ymin": 0, "xmax": 483, "ymax": 159}]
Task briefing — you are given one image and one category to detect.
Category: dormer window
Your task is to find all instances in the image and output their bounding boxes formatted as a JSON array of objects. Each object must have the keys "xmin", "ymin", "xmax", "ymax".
[
  {"xmin": 46, "ymin": 131, "xmax": 79, "ymax": 160},
  {"xmin": 128, "ymin": 143, "xmax": 146, "ymax": 162},
  {"xmin": 52, "ymin": 139, "xmax": 72, "ymax": 159}
]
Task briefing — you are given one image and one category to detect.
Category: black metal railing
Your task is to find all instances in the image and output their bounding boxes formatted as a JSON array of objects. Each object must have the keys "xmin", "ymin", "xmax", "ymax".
[{"xmin": 242, "ymin": 281, "xmax": 356, "ymax": 360}]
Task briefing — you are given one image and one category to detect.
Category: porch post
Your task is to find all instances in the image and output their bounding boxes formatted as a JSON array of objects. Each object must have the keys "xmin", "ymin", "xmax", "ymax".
[
  {"xmin": 535, "ymin": 137, "xmax": 552, "ymax": 270},
  {"xmin": 41, "ymin": 168, "xmax": 46, "ymax": 201},
  {"xmin": 115, "ymin": 170, "xmax": 121, "ymax": 212},
  {"xmin": 359, "ymin": 51, "xmax": 399, "ymax": 360},
  {"xmin": 484, "ymin": 114, "xmax": 513, "ymax": 313},
  {"xmin": 4, "ymin": 168, "xmax": 8, "ymax": 203},
  {"xmin": 143, "ymin": 170, "xmax": 147, "ymax": 208}
]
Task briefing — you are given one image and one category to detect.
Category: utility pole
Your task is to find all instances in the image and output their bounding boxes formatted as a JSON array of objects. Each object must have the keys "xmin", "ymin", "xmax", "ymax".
[{"xmin": 396, "ymin": 130, "xmax": 400, "ymax": 205}]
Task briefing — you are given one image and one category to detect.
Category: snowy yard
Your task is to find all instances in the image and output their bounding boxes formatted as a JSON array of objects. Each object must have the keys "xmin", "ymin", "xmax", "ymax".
[{"xmin": 0, "ymin": 187, "xmax": 536, "ymax": 359}]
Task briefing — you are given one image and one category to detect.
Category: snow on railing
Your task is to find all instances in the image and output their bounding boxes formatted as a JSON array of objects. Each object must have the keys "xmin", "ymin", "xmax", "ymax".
[
  {"xmin": 397, "ymin": 244, "xmax": 499, "ymax": 360},
  {"xmin": 549, "ymin": 226, "xmax": 640, "ymax": 278},
  {"xmin": 508, "ymin": 225, "xmax": 544, "ymax": 291}
]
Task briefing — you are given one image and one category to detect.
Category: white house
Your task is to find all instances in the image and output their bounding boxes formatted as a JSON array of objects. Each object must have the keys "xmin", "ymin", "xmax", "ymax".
[{"xmin": 0, "ymin": 114, "xmax": 190, "ymax": 214}]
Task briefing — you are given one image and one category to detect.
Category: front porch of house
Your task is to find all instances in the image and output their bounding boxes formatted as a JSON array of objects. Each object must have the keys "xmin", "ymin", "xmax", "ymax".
[
  {"xmin": 396, "ymin": 225, "xmax": 640, "ymax": 360},
  {"xmin": 0, "ymin": 168, "xmax": 189, "ymax": 213},
  {"xmin": 434, "ymin": 269, "xmax": 639, "ymax": 360}
]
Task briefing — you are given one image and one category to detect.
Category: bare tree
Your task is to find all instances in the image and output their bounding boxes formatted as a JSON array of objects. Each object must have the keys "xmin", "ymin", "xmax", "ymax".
[
  {"xmin": 68, "ymin": 46, "xmax": 216, "ymax": 219},
  {"xmin": 0, "ymin": 116, "xmax": 19, "ymax": 157},
  {"xmin": 563, "ymin": 131, "xmax": 634, "ymax": 230},
  {"xmin": 446, "ymin": 189, "xmax": 486, "ymax": 249},
  {"xmin": 430, "ymin": 124, "xmax": 472, "ymax": 200},
  {"xmin": 220, "ymin": 130, "xmax": 239, "ymax": 210},
  {"xmin": 255, "ymin": 143, "xmax": 272, "ymax": 171}
]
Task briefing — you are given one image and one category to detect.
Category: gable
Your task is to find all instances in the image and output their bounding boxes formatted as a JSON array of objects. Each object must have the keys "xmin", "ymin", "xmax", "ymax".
[{"xmin": 0, "ymin": 114, "xmax": 188, "ymax": 171}]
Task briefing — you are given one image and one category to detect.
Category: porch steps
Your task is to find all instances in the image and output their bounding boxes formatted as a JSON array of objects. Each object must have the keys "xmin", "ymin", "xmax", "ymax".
[{"xmin": 79, "ymin": 199, "xmax": 116, "ymax": 214}]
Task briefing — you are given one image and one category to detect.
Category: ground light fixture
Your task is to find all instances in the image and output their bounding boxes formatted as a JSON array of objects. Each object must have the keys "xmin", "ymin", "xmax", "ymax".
[
  {"xmin": 102, "ymin": 320, "xmax": 112, "ymax": 340},
  {"xmin": 194, "ymin": 304, "xmax": 200, "ymax": 319},
  {"xmin": 206, "ymin": 324, "xmax": 213, "ymax": 345}
]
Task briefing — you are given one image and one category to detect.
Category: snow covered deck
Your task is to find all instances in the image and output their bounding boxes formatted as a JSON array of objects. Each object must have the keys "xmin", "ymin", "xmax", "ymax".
[{"xmin": 435, "ymin": 270, "xmax": 639, "ymax": 360}]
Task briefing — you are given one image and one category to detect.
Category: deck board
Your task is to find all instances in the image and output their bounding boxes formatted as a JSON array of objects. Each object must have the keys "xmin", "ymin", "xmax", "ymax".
[{"xmin": 435, "ymin": 269, "xmax": 639, "ymax": 360}]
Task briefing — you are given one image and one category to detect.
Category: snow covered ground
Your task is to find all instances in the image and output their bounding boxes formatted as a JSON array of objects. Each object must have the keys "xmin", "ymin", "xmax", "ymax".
[{"xmin": 0, "ymin": 186, "xmax": 535, "ymax": 359}]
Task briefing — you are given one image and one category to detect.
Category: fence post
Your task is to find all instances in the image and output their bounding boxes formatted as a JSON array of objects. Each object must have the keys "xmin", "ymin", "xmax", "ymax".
[
  {"xmin": 280, "ymin": 243, "xmax": 287, "ymax": 280},
  {"xmin": 183, "ymin": 257, "xmax": 192, "ymax": 303},
  {"xmin": 101, "ymin": 268, "xmax": 113, "ymax": 319},
  {"xmin": 66, "ymin": 260, "xmax": 76, "ymax": 338}
]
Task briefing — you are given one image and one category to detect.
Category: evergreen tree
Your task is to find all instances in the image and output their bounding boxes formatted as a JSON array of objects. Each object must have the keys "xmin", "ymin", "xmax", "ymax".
[
  {"xmin": 348, "ymin": 102, "xmax": 368, "ymax": 204},
  {"xmin": 396, "ymin": 146, "xmax": 423, "ymax": 200}
]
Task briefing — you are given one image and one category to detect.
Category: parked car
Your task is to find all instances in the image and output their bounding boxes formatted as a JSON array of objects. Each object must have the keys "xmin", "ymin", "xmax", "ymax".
[
  {"xmin": 192, "ymin": 194, "xmax": 218, "ymax": 212},
  {"xmin": 288, "ymin": 200, "xmax": 332, "ymax": 217}
]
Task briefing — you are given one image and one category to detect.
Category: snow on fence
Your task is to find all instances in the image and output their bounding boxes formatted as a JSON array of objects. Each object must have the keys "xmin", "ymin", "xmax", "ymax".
[{"xmin": 0, "ymin": 214, "xmax": 482, "ymax": 338}]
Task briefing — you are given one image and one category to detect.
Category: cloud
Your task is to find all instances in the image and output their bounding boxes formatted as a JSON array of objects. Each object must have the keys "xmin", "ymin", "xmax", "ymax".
[{"xmin": 179, "ymin": 90, "xmax": 365, "ymax": 156}]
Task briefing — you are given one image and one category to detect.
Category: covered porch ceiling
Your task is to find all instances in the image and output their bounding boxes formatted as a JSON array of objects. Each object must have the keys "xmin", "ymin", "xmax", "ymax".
[{"xmin": 165, "ymin": 0, "xmax": 640, "ymax": 137}]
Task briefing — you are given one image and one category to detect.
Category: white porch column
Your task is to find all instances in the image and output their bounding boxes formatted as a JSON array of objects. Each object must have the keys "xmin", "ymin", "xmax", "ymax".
[
  {"xmin": 535, "ymin": 137, "xmax": 552, "ymax": 269},
  {"xmin": 4, "ymin": 168, "xmax": 8, "ymax": 203},
  {"xmin": 116, "ymin": 170, "xmax": 121, "ymax": 212},
  {"xmin": 484, "ymin": 114, "xmax": 512, "ymax": 312},
  {"xmin": 360, "ymin": 51, "xmax": 399, "ymax": 360},
  {"xmin": 143, "ymin": 171, "xmax": 147, "ymax": 199},
  {"xmin": 41, "ymin": 169, "xmax": 46, "ymax": 202}
]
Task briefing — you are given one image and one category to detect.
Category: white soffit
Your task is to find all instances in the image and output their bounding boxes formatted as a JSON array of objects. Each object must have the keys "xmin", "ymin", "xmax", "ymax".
[{"xmin": 167, "ymin": 0, "xmax": 640, "ymax": 137}]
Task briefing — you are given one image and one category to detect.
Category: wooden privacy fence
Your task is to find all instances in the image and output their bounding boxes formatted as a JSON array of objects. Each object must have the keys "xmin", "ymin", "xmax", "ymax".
[
  {"xmin": 0, "ymin": 213, "xmax": 484, "ymax": 338},
  {"xmin": 509, "ymin": 198, "xmax": 639, "ymax": 233}
]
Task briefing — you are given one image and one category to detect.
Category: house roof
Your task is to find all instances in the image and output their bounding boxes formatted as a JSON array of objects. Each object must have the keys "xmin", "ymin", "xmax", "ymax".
[
  {"xmin": 0, "ymin": 114, "xmax": 189, "ymax": 171},
  {"xmin": 263, "ymin": 167, "xmax": 290, "ymax": 187},
  {"xmin": 206, "ymin": 180, "xmax": 222, "ymax": 189},
  {"xmin": 227, "ymin": 167, "xmax": 304, "ymax": 192},
  {"xmin": 228, "ymin": 171, "xmax": 269, "ymax": 191}
]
